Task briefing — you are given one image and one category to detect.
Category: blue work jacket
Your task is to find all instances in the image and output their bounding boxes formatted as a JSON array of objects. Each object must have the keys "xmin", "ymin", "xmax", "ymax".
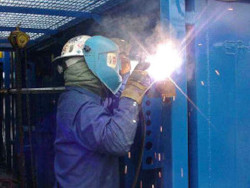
[{"xmin": 54, "ymin": 85, "xmax": 139, "ymax": 188}]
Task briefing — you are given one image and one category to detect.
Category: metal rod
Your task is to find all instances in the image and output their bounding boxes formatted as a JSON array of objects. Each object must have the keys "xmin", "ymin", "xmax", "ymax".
[
  {"xmin": 3, "ymin": 52, "xmax": 12, "ymax": 172},
  {"xmin": 10, "ymin": 52, "xmax": 16, "ymax": 170},
  {"xmin": 15, "ymin": 49, "xmax": 26, "ymax": 188},
  {"xmin": 0, "ymin": 87, "xmax": 66, "ymax": 94},
  {"xmin": 0, "ymin": 61, "xmax": 5, "ymax": 169},
  {"xmin": 24, "ymin": 49, "xmax": 36, "ymax": 188}
]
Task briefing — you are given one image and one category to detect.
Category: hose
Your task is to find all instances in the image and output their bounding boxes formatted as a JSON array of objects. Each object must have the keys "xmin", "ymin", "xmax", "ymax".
[{"xmin": 131, "ymin": 110, "xmax": 146, "ymax": 188}]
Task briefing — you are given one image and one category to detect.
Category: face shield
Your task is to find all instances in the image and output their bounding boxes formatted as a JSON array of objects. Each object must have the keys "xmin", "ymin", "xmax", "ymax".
[{"xmin": 83, "ymin": 36, "xmax": 122, "ymax": 94}]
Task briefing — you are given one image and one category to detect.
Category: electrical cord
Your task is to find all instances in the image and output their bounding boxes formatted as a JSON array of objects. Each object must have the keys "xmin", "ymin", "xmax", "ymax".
[{"xmin": 131, "ymin": 109, "xmax": 146, "ymax": 188}]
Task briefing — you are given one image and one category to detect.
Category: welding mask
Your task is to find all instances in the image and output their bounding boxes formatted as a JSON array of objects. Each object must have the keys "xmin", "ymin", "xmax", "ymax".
[{"xmin": 83, "ymin": 36, "xmax": 122, "ymax": 94}]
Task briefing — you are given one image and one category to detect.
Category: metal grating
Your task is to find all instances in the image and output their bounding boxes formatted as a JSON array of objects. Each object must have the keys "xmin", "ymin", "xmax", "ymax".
[
  {"xmin": 0, "ymin": 12, "xmax": 74, "ymax": 30},
  {"xmin": 0, "ymin": 31, "xmax": 44, "ymax": 40},
  {"xmin": 0, "ymin": 43, "xmax": 11, "ymax": 48},
  {"xmin": 0, "ymin": 0, "xmax": 126, "ymax": 48},
  {"xmin": 0, "ymin": 0, "xmax": 124, "ymax": 12}
]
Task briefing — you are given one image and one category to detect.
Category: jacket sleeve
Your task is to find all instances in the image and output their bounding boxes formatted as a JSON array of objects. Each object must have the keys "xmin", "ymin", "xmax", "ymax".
[{"xmin": 73, "ymin": 97, "xmax": 139, "ymax": 156}]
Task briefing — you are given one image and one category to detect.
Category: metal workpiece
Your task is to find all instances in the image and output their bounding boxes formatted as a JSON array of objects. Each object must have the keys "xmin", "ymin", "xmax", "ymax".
[{"xmin": 0, "ymin": 87, "xmax": 66, "ymax": 94}]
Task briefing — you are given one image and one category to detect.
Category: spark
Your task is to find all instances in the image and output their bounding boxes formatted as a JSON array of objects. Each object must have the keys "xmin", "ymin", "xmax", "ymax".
[
  {"xmin": 158, "ymin": 153, "xmax": 161, "ymax": 161},
  {"xmin": 124, "ymin": 165, "xmax": 127, "ymax": 174},
  {"xmin": 179, "ymin": 5, "xmax": 228, "ymax": 55},
  {"xmin": 128, "ymin": 152, "xmax": 131, "ymax": 159},
  {"xmin": 158, "ymin": 171, "xmax": 162, "ymax": 178},
  {"xmin": 168, "ymin": 77, "xmax": 217, "ymax": 130},
  {"xmin": 215, "ymin": 70, "xmax": 220, "ymax": 76}
]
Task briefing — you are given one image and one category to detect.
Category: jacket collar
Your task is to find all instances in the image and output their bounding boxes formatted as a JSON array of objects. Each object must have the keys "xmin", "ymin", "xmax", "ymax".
[{"xmin": 65, "ymin": 86, "xmax": 102, "ymax": 102}]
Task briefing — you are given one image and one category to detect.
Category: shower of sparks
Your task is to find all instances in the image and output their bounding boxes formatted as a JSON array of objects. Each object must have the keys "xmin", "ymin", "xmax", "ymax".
[
  {"xmin": 179, "ymin": 4, "xmax": 228, "ymax": 55},
  {"xmin": 168, "ymin": 77, "xmax": 216, "ymax": 130},
  {"xmin": 125, "ymin": 4, "xmax": 228, "ymax": 128},
  {"xmin": 128, "ymin": 30, "xmax": 216, "ymax": 128}
]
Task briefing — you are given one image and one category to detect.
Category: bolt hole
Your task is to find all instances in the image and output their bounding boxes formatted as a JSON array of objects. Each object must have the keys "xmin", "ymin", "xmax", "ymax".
[
  {"xmin": 146, "ymin": 110, "xmax": 151, "ymax": 116},
  {"xmin": 146, "ymin": 130, "xmax": 151, "ymax": 136},
  {"xmin": 146, "ymin": 157, "xmax": 153, "ymax": 165},
  {"xmin": 145, "ymin": 142, "xmax": 153, "ymax": 150},
  {"xmin": 146, "ymin": 120, "xmax": 151, "ymax": 126},
  {"xmin": 146, "ymin": 100, "xmax": 151, "ymax": 106}
]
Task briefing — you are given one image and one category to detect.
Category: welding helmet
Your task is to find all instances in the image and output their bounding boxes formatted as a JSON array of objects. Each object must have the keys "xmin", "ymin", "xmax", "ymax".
[
  {"xmin": 83, "ymin": 36, "xmax": 122, "ymax": 94},
  {"xmin": 53, "ymin": 35, "xmax": 91, "ymax": 63}
]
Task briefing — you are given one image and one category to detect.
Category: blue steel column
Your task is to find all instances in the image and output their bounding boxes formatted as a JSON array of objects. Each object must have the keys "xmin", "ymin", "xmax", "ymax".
[
  {"xmin": 160, "ymin": 0, "xmax": 188, "ymax": 188},
  {"xmin": 3, "ymin": 52, "xmax": 11, "ymax": 171}
]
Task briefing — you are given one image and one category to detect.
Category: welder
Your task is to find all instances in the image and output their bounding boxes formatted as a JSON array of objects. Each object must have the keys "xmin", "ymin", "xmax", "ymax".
[{"xmin": 53, "ymin": 35, "xmax": 152, "ymax": 188}]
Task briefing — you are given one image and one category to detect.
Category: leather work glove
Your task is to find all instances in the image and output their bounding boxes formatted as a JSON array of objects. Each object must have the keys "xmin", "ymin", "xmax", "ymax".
[
  {"xmin": 121, "ymin": 63, "xmax": 152, "ymax": 104},
  {"xmin": 155, "ymin": 78, "xmax": 176, "ymax": 100},
  {"xmin": 120, "ymin": 53, "xmax": 131, "ymax": 75}
]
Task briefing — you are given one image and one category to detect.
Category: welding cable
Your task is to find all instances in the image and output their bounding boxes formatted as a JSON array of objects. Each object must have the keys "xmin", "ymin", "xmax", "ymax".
[{"xmin": 131, "ymin": 110, "xmax": 146, "ymax": 188}]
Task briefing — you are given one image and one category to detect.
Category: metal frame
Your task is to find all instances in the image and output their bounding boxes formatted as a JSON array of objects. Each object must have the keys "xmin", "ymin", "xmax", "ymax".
[
  {"xmin": 0, "ymin": 0, "xmax": 126, "ymax": 49},
  {"xmin": 0, "ymin": 87, "xmax": 66, "ymax": 94},
  {"xmin": 160, "ymin": 0, "xmax": 188, "ymax": 187}
]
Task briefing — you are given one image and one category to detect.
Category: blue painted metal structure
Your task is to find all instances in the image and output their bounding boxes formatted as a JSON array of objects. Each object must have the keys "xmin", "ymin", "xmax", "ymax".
[
  {"xmin": 160, "ymin": 0, "xmax": 188, "ymax": 187},
  {"xmin": 1, "ymin": 0, "xmax": 250, "ymax": 187},
  {"xmin": 122, "ymin": 0, "xmax": 189, "ymax": 187},
  {"xmin": 188, "ymin": 0, "xmax": 250, "ymax": 187}
]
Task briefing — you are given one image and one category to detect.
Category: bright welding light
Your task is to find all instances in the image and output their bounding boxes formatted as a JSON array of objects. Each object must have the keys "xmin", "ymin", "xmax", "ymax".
[{"xmin": 146, "ymin": 42, "xmax": 182, "ymax": 81}]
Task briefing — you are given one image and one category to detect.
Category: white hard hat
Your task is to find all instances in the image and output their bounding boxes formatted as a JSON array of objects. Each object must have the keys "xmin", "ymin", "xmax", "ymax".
[{"xmin": 52, "ymin": 35, "xmax": 91, "ymax": 62}]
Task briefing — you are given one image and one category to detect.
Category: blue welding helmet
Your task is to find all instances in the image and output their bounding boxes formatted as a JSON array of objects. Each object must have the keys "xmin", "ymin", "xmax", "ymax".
[{"xmin": 83, "ymin": 36, "xmax": 122, "ymax": 94}]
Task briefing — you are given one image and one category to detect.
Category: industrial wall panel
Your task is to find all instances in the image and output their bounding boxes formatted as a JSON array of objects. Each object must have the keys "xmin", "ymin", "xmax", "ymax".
[{"xmin": 189, "ymin": 0, "xmax": 250, "ymax": 187}]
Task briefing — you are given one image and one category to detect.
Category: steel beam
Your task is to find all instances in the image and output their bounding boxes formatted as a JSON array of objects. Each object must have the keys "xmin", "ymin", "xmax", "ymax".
[
  {"xmin": 0, "ymin": 5, "xmax": 93, "ymax": 18},
  {"xmin": 160, "ymin": 0, "xmax": 188, "ymax": 188},
  {"xmin": 0, "ymin": 87, "xmax": 66, "ymax": 94},
  {"xmin": 0, "ymin": 39, "xmax": 9, "ymax": 43},
  {"xmin": 0, "ymin": 26, "xmax": 56, "ymax": 34}
]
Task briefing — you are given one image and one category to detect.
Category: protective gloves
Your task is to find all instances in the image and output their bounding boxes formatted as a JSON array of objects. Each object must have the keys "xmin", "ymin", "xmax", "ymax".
[
  {"xmin": 121, "ymin": 63, "xmax": 152, "ymax": 104},
  {"xmin": 155, "ymin": 78, "xmax": 176, "ymax": 100}
]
